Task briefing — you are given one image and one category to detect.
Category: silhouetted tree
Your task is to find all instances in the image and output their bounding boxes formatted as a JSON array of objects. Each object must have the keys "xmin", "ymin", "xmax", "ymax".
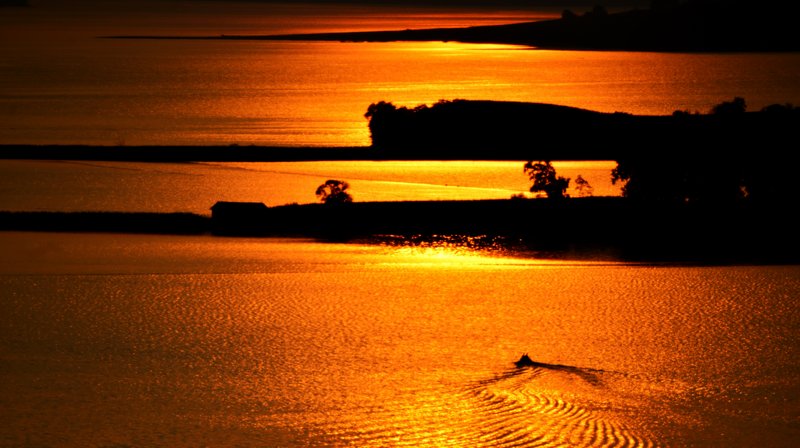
[
  {"xmin": 711, "ymin": 97, "xmax": 746, "ymax": 115},
  {"xmin": 364, "ymin": 101, "xmax": 428, "ymax": 148},
  {"xmin": 574, "ymin": 175, "xmax": 594, "ymax": 197},
  {"xmin": 364, "ymin": 101, "xmax": 398, "ymax": 147},
  {"xmin": 365, "ymin": 101, "xmax": 397, "ymax": 121},
  {"xmin": 610, "ymin": 163, "xmax": 630, "ymax": 195},
  {"xmin": 612, "ymin": 156, "xmax": 752, "ymax": 203},
  {"xmin": 672, "ymin": 109, "xmax": 699, "ymax": 117},
  {"xmin": 603, "ymin": 96, "xmax": 799, "ymax": 203},
  {"xmin": 524, "ymin": 161, "xmax": 570, "ymax": 199},
  {"xmin": 761, "ymin": 103, "xmax": 796, "ymax": 114},
  {"xmin": 315, "ymin": 179, "xmax": 352, "ymax": 204},
  {"xmin": 611, "ymin": 159, "xmax": 691, "ymax": 201}
]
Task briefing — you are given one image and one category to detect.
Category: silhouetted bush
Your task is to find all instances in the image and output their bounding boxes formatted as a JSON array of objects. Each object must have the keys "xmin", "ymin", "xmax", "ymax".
[
  {"xmin": 524, "ymin": 160, "xmax": 570, "ymax": 200},
  {"xmin": 761, "ymin": 103, "xmax": 797, "ymax": 114},
  {"xmin": 711, "ymin": 97, "xmax": 746, "ymax": 115},
  {"xmin": 611, "ymin": 158, "xmax": 745, "ymax": 203},
  {"xmin": 315, "ymin": 179, "xmax": 353, "ymax": 204}
]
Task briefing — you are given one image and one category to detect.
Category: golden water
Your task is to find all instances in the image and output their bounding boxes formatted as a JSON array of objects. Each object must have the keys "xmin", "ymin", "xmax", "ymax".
[
  {"xmin": 0, "ymin": 160, "xmax": 620, "ymax": 211},
  {"xmin": 3, "ymin": 3, "xmax": 800, "ymax": 446},
  {"xmin": 2, "ymin": 1, "xmax": 800, "ymax": 146},
  {"xmin": 1, "ymin": 232, "xmax": 799, "ymax": 447}
]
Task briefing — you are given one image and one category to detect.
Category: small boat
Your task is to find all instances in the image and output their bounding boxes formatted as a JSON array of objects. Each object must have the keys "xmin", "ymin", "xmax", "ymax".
[{"xmin": 514, "ymin": 353, "xmax": 538, "ymax": 368}]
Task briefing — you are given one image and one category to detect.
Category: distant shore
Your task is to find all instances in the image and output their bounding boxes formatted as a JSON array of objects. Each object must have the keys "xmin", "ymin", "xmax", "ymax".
[
  {"xmin": 2, "ymin": 198, "xmax": 798, "ymax": 264},
  {"xmin": 104, "ymin": 1, "xmax": 800, "ymax": 52}
]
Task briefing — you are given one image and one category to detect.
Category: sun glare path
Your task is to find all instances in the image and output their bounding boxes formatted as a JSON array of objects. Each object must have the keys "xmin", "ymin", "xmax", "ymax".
[{"xmin": 372, "ymin": 235, "xmax": 626, "ymax": 268}]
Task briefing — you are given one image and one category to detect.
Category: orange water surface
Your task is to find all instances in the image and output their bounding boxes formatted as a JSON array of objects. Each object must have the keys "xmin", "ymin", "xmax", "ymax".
[{"xmin": 2, "ymin": 1, "xmax": 799, "ymax": 146}]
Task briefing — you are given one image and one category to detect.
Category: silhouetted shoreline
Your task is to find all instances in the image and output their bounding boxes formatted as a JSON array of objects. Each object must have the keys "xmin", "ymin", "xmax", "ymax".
[
  {"xmin": 0, "ymin": 211, "xmax": 210, "ymax": 235},
  {"xmin": 105, "ymin": 1, "xmax": 800, "ymax": 52},
  {"xmin": 2, "ymin": 197, "xmax": 798, "ymax": 264},
  {"xmin": 0, "ymin": 143, "xmax": 609, "ymax": 162},
  {"xmin": 4, "ymin": 96, "xmax": 799, "ymax": 162},
  {"xmin": 0, "ymin": 142, "xmax": 622, "ymax": 162},
  {"xmin": 4, "ymin": 95, "xmax": 798, "ymax": 263},
  {"xmin": 0, "ymin": 142, "xmax": 620, "ymax": 162},
  {"xmin": 363, "ymin": 99, "xmax": 800, "ymax": 159}
]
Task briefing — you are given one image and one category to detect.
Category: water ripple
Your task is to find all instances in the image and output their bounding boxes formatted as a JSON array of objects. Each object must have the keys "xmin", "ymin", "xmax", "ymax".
[{"xmin": 318, "ymin": 365, "xmax": 654, "ymax": 447}]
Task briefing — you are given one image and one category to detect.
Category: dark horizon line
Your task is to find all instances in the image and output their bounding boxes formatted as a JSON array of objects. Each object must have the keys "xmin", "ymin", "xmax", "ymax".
[{"xmin": 0, "ymin": 144, "xmax": 619, "ymax": 162}]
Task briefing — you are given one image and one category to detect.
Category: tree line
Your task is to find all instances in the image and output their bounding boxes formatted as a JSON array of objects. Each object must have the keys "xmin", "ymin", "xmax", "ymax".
[{"xmin": 365, "ymin": 98, "xmax": 800, "ymax": 204}]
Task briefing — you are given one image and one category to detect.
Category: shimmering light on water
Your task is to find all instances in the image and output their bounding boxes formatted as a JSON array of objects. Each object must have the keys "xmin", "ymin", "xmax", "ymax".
[
  {"xmin": 3, "ymin": 2, "xmax": 800, "ymax": 446},
  {"xmin": 1, "ymin": 232, "xmax": 799, "ymax": 447},
  {"xmin": 2, "ymin": 2, "xmax": 800, "ymax": 146}
]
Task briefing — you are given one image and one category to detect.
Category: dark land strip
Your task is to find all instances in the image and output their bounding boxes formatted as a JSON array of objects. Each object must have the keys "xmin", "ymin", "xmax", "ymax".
[
  {"xmin": 2, "ymin": 198, "xmax": 798, "ymax": 264},
  {"xmin": 0, "ymin": 143, "xmax": 615, "ymax": 162},
  {"xmin": 0, "ymin": 211, "xmax": 210, "ymax": 235},
  {"xmin": 103, "ymin": 1, "xmax": 800, "ymax": 52},
  {"xmin": 4, "ymin": 96, "xmax": 800, "ymax": 163},
  {"xmin": 361, "ymin": 99, "xmax": 800, "ymax": 159},
  {"xmin": 4, "ymin": 96, "xmax": 799, "ymax": 263}
]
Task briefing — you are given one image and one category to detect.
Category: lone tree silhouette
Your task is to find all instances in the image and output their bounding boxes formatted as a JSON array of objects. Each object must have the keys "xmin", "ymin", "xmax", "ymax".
[
  {"xmin": 315, "ymin": 179, "xmax": 352, "ymax": 204},
  {"xmin": 524, "ymin": 161, "xmax": 570, "ymax": 199},
  {"xmin": 574, "ymin": 175, "xmax": 594, "ymax": 197},
  {"xmin": 711, "ymin": 97, "xmax": 746, "ymax": 115}
]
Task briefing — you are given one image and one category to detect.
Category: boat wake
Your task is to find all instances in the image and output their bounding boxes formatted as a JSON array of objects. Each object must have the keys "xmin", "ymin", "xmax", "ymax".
[{"xmin": 315, "ymin": 362, "xmax": 655, "ymax": 447}]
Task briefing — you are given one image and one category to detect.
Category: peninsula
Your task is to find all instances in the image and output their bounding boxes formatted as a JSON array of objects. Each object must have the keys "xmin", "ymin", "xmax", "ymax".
[{"xmin": 3, "ymin": 97, "xmax": 799, "ymax": 162}]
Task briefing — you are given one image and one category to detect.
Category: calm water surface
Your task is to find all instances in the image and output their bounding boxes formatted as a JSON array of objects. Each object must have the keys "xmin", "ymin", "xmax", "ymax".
[
  {"xmin": 0, "ymin": 160, "xmax": 620, "ymax": 211},
  {"xmin": 2, "ymin": 1, "xmax": 800, "ymax": 146},
  {"xmin": 1, "ymin": 232, "xmax": 799, "ymax": 447}
]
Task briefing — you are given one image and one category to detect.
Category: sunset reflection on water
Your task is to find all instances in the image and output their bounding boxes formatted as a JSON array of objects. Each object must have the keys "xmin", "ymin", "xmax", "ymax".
[
  {"xmin": 1, "ymin": 233, "xmax": 799, "ymax": 446},
  {"xmin": 3, "ymin": 2, "xmax": 800, "ymax": 447},
  {"xmin": 3, "ymin": 8, "xmax": 800, "ymax": 147},
  {"xmin": 372, "ymin": 234, "xmax": 625, "ymax": 268}
]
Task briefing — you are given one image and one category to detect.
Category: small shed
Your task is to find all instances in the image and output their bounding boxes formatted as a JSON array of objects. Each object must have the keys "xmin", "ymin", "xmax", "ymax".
[{"xmin": 210, "ymin": 201, "xmax": 269, "ymax": 235}]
